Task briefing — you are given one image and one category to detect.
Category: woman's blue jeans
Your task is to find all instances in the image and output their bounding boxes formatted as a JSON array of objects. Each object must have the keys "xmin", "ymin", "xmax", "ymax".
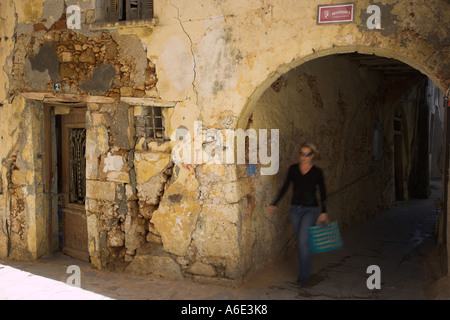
[{"xmin": 289, "ymin": 205, "xmax": 320, "ymax": 283}]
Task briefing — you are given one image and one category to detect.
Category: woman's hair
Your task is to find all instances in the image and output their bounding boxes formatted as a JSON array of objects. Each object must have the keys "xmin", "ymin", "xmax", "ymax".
[{"xmin": 300, "ymin": 142, "xmax": 318, "ymax": 155}]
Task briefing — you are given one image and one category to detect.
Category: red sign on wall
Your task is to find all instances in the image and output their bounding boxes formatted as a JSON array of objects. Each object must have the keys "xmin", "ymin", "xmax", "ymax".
[{"xmin": 317, "ymin": 3, "xmax": 355, "ymax": 24}]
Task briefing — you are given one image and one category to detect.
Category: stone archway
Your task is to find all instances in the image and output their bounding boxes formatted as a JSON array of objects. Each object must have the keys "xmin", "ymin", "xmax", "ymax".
[
  {"xmin": 231, "ymin": 46, "xmax": 446, "ymax": 280},
  {"xmin": 237, "ymin": 46, "xmax": 447, "ymax": 131}
]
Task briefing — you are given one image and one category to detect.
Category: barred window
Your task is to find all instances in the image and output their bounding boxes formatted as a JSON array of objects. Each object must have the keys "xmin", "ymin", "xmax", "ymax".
[
  {"xmin": 135, "ymin": 106, "xmax": 168, "ymax": 145},
  {"xmin": 106, "ymin": 0, "xmax": 154, "ymax": 22}
]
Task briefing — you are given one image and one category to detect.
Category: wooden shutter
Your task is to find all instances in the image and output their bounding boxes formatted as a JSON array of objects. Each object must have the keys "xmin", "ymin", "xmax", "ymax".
[
  {"xmin": 126, "ymin": 0, "xmax": 140, "ymax": 21},
  {"xmin": 141, "ymin": 0, "xmax": 154, "ymax": 19},
  {"xmin": 107, "ymin": 0, "xmax": 153, "ymax": 21},
  {"xmin": 106, "ymin": 0, "xmax": 123, "ymax": 21}
]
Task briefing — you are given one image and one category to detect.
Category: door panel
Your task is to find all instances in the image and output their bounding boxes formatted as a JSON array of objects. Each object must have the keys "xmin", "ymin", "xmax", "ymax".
[{"xmin": 61, "ymin": 108, "xmax": 89, "ymax": 262}]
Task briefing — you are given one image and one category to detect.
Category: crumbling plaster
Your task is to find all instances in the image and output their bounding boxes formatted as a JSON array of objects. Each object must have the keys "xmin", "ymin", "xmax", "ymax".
[{"xmin": 0, "ymin": 98, "xmax": 47, "ymax": 260}]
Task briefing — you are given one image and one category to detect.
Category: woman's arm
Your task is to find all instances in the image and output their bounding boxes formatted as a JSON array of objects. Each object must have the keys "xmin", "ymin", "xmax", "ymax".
[{"xmin": 271, "ymin": 165, "xmax": 294, "ymax": 206}]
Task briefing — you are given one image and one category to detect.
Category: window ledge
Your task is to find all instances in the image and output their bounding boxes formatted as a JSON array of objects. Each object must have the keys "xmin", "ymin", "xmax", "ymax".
[{"xmin": 89, "ymin": 18, "xmax": 158, "ymax": 31}]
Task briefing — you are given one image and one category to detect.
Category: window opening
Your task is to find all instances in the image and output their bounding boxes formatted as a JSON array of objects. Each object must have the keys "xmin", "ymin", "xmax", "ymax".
[
  {"xmin": 135, "ymin": 106, "xmax": 169, "ymax": 146},
  {"xmin": 106, "ymin": 0, "xmax": 154, "ymax": 22}
]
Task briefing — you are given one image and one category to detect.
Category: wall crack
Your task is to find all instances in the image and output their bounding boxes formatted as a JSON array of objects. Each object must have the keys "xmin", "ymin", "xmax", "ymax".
[{"xmin": 170, "ymin": 2, "xmax": 200, "ymax": 111}]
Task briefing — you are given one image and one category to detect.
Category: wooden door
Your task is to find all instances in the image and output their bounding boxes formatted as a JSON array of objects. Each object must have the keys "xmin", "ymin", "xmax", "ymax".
[{"xmin": 60, "ymin": 108, "xmax": 89, "ymax": 262}]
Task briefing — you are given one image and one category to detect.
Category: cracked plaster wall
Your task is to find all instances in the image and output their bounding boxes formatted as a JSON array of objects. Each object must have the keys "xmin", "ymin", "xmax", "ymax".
[{"xmin": 0, "ymin": 98, "xmax": 47, "ymax": 260}]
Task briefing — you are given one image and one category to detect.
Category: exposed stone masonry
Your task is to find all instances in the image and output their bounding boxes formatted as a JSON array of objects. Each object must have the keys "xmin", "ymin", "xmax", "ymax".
[
  {"xmin": 85, "ymin": 100, "xmax": 254, "ymax": 285},
  {"xmin": 10, "ymin": 30, "xmax": 157, "ymax": 99}
]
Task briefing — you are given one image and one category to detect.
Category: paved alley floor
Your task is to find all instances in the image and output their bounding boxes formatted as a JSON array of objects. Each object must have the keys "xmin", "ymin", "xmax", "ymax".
[{"xmin": 0, "ymin": 185, "xmax": 446, "ymax": 300}]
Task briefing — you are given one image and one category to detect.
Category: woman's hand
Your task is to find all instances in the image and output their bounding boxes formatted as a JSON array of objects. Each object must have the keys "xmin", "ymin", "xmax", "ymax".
[{"xmin": 317, "ymin": 213, "xmax": 329, "ymax": 226}]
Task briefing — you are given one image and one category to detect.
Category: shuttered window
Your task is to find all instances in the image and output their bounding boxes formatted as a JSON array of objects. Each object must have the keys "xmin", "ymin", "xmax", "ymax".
[{"xmin": 106, "ymin": 0, "xmax": 153, "ymax": 22}]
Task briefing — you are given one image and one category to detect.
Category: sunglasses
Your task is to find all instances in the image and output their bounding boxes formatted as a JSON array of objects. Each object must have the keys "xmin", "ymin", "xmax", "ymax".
[{"xmin": 300, "ymin": 152, "xmax": 313, "ymax": 157}]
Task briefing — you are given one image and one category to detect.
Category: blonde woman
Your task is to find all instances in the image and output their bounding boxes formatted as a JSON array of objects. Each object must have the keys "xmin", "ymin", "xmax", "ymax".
[{"xmin": 268, "ymin": 142, "xmax": 328, "ymax": 285}]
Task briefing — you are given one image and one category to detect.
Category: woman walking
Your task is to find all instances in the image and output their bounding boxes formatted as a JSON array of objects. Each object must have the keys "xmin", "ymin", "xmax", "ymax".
[{"xmin": 267, "ymin": 142, "xmax": 328, "ymax": 285}]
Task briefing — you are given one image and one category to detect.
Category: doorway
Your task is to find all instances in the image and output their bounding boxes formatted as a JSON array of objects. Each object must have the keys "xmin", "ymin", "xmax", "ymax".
[
  {"xmin": 394, "ymin": 111, "xmax": 404, "ymax": 201},
  {"xmin": 45, "ymin": 105, "xmax": 89, "ymax": 262}
]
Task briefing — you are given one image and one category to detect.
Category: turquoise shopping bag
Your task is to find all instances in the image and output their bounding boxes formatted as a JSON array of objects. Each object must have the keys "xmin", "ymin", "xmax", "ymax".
[{"xmin": 309, "ymin": 221, "xmax": 344, "ymax": 253}]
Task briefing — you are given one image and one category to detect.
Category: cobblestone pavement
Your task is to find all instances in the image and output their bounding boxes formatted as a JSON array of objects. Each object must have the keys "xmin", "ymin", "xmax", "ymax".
[{"xmin": 0, "ymin": 186, "xmax": 445, "ymax": 300}]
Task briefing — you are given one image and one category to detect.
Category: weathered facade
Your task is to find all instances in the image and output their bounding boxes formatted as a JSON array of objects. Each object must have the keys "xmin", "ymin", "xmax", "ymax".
[{"xmin": 0, "ymin": 0, "xmax": 449, "ymax": 287}]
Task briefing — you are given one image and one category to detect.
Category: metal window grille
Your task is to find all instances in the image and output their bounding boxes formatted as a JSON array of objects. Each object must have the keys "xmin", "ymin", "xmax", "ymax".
[
  {"xmin": 68, "ymin": 128, "xmax": 86, "ymax": 205},
  {"xmin": 135, "ymin": 106, "xmax": 167, "ymax": 144}
]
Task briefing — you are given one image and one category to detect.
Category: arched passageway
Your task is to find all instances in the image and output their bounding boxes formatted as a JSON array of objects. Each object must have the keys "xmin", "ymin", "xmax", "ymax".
[{"xmin": 237, "ymin": 51, "xmax": 447, "ymax": 290}]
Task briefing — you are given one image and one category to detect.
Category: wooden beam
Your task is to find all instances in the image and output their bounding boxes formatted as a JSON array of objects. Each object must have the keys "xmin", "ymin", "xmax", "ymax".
[
  {"xmin": 20, "ymin": 92, "xmax": 118, "ymax": 104},
  {"xmin": 120, "ymin": 97, "xmax": 178, "ymax": 107},
  {"xmin": 20, "ymin": 92, "xmax": 81, "ymax": 102},
  {"xmin": 20, "ymin": 92, "xmax": 182, "ymax": 107}
]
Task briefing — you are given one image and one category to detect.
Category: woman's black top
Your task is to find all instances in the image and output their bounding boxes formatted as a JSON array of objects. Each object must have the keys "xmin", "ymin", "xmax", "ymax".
[{"xmin": 271, "ymin": 164, "xmax": 327, "ymax": 212}]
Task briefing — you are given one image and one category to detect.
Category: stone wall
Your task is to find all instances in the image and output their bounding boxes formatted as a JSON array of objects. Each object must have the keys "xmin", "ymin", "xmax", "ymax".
[
  {"xmin": 0, "ymin": 98, "xmax": 47, "ymax": 260},
  {"xmin": 427, "ymin": 79, "xmax": 446, "ymax": 180},
  {"xmin": 84, "ymin": 102, "xmax": 249, "ymax": 285}
]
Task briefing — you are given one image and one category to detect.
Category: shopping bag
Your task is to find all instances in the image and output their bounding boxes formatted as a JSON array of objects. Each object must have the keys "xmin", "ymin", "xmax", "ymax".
[{"xmin": 309, "ymin": 221, "xmax": 344, "ymax": 253}]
